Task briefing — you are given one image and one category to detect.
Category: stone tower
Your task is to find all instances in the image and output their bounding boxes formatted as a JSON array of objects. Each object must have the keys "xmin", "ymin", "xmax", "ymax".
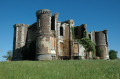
[
  {"xmin": 12, "ymin": 24, "xmax": 28, "ymax": 60},
  {"xmin": 36, "ymin": 9, "xmax": 54, "ymax": 60},
  {"xmin": 91, "ymin": 30, "xmax": 109, "ymax": 59}
]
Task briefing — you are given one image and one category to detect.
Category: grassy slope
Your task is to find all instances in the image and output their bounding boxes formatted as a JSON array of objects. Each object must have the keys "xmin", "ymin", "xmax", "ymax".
[{"xmin": 0, "ymin": 60, "xmax": 120, "ymax": 79}]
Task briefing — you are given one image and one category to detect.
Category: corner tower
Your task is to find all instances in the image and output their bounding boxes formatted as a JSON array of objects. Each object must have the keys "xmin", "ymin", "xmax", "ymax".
[
  {"xmin": 91, "ymin": 30, "xmax": 109, "ymax": 59},
  {"xmin": 36, "ymin": 9, "xmax": 53, "ymax": 60},
  {"xmin": 12, "ymin": 24, "xmax": 28, "ymax": 60}
]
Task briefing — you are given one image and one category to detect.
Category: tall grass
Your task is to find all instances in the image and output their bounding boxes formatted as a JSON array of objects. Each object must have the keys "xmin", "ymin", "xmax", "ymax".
[{"xmin": 0, "ymin": 60, "xmax": 120, "ymax": 79}]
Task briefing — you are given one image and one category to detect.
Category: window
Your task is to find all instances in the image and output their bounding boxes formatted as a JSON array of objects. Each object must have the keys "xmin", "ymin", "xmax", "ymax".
[
  {"xmin": 51, "ymin": 16, "xmax": 55, "ymax": 30},
  {"xmin": 60, "ymin": 27, "xmax": 63, "ymax": 36},
  {"xmin": 74, "ymin": 27, "xmax": 78, "ymax": 36}
]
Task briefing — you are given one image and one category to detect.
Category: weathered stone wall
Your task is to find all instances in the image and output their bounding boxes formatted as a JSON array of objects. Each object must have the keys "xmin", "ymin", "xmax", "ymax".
[
  {"xmin": 90, "ymin": 31, "xmax": 96, "ymax": 44},
  {"xmin": 78, "ymin": 44, "xmax": 85, "ymax": 59},
  {"xmin": 23, "ymin": 22, "xmax": 37, "ymax": 60},
  {"xmin": 54, "ymin": 13, "xmax": 59, "ymax": 59},
  {"xmin": 74, "ymin": 24, "xmax": 86, "ymax": 39},
  {"xmin": 74, "ymin": 43, "xmax": 79, "ymax": 53},
  {"xmin": 63, "ymin": 23, "xmax": 70, "ymax": 56},
  {"xmin": 27, "ymin": 22, "xmax": 37, "ymax": 43},
  {"xmin": 95, "ymin": 31, "xmax": 106, "ymax": 46}
]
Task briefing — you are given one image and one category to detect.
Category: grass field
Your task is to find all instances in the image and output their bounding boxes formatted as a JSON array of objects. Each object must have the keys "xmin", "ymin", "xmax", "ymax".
[{"xmin": 0, "ymin": 60, "xmax": 120, "ymax": 79}]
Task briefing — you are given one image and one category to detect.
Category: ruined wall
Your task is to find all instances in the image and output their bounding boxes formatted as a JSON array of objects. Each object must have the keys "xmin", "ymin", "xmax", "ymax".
[
  {"xmin": 74, "ymin": 43, "xmax": 79, "ymax": 54},
  {"xmin": 57, "ymin": 22, "xmax": 63, "ymax": 57},
  {"xmin": 78, "ymin": 44, "xmax": 85, "ymax": 59},
  {"xmin": 74, "ymin": 24, "xmax": 87, "ymax": 39},
  {"xmin": 63, "ymin": 23, "xmax": 70, "ymax": 57},
  {"xmin": 23, "ymin": 22, "xmax": 37, "ymax": 60},
  {"xmin": 12, "ymin": 24, "xmax": 28, "ymax": 60},
  {"xmin": 90, "ymin": 31, "xmax": 96, "ymax": 44},
  {"xmin": 50, "ymin": 13, "xmax": 59, "ymax": 59},
  {"xmin": 27, "ymin": 22, "xmax": 37, "ymax": 43}
]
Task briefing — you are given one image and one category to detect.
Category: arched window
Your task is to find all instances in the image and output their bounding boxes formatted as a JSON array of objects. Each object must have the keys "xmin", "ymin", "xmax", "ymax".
[{"xmin": 60, "ymin": 27, "xmax": 63, "ymax": 36}]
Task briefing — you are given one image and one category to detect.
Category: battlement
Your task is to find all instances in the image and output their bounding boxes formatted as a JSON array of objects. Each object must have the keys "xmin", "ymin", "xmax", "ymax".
[
  {"xmin": 36, "ymin": 9, "xmax": 51, "ymax": 16},
  {"xmin": 14, "ymin": 24, "xmax": 29, "ymax": 28}
]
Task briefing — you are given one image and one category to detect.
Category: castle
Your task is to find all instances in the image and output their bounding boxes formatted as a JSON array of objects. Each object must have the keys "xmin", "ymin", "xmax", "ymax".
[{"xmin": 12, "ymin": 9, "xmax": 109, "ymax": 60}]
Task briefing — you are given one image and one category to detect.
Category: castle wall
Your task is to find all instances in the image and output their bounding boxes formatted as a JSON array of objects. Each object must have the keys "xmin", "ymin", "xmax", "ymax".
[
  {"xmin": 78, "ymin": 44, "xmax": 85, "ymax": 59},
  {"xmin": 74, "ymin": 24, "xmax": 86, "ymax": 39},
  {"xmin": 23, "ymin": 22, "xmax": 37, "ymax": 60},
  {"xmin": 63, "ymin": 23, "xmax": 70, "ymax": 57},
  {"xmin": 27, "ymin": 22, "xmax": 37, "ymax": 42}
]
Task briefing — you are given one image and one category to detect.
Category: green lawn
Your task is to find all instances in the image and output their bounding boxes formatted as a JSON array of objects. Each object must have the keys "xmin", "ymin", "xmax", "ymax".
[{"xmin": 0, "ymin": 60, "xmax": 120, "ymax": 79}]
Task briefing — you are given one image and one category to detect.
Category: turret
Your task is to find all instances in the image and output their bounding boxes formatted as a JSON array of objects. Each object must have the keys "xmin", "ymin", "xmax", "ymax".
[
  {"xmin": 36, "ymin": 9, "xmax": 54, "ymax": 60},
  {"xmin": 12, "ymin": 24, "xmax": 28, "ymax": 60},
  {"xmin": 90, "ymin": 30, "xmax": 109, "ymax": 59}
]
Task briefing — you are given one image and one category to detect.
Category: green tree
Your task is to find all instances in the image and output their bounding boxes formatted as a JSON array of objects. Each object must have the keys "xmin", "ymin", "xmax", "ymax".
[
  {"xmin": 109, "ymin": 50, "xmax": 118, "ymax": 59},
  {"xmin": 2, "ymin": 50, "xmax": 12, "ymax": 61}
]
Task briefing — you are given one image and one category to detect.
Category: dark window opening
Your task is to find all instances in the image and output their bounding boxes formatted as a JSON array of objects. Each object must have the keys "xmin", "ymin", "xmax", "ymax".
[
  {"xmin": 60, "ymin": 27, "xmax": 63, "ymax": 36},
  {"xmin": 74, "ymin": 28, "xmax": 78, "ymax": 36},
  {"xmin": 51, "ymin": 16, "xmax": 55, "ymax": 30},
  {"xmin": 89, "ymin": 34, "xmax": 91, "ymax": 39}
]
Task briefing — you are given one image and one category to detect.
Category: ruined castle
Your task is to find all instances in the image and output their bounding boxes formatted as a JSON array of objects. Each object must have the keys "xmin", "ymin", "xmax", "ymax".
[{"xmin": 12, "ymin": 9, "xmax": 109, "ymax": 60}]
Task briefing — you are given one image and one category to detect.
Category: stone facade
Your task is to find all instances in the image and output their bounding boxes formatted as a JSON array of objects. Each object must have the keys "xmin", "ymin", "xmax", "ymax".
[{"xmin": 12, "ymin": 9, "xmax": 109, "ymax": 60}]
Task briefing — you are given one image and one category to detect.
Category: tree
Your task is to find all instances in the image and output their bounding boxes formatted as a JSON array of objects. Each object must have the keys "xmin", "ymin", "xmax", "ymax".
[
  {"xmin": 71, "ymin": 26, "xmax": 96, "ymax": 58},
  {"xmin": 2, "ymin": 50, "xmax": 12, "ymax": 61},
  {"xmin": 109, "ymin": 50, "xmax": 118, "ymax": 59},
  {"xmin": 77, "ymin": 38, "xmax": 96, "ymax": 58}
]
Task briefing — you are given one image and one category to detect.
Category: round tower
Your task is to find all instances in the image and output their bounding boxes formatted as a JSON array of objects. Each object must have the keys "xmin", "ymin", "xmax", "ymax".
[
  {"xmin": 36, "ymin": 9, "xmax": 52, "ymax": 60},
  {"xmin": 95, "ymin": 31, "xmax": 108, "ymax": 59},
  {"xmin": 13, "ymin": 24, "xmax": 28, "ymax": 60}
]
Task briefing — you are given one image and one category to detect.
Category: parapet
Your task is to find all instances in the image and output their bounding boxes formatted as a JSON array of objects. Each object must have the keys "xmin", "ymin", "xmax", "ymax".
[
  {"xmin": 62, "ymin": 19, "xmax": 74, "ymax": 24},
  {"xmin": 81, "ymin": 24, "xmax": 87, "ymax": 29},
  {"xmin": 14, "ymin": 24, "xmax": 29, "ymax": 28},
  {"xmin": 36, "ymin": 9, "xmax": 51, "ymax": 16}
]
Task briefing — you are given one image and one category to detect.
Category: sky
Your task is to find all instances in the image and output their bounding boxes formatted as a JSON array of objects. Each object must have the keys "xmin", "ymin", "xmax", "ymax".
[{"xmin": 0, "ymin": 0, "xmax": 120, "ymax": 61}]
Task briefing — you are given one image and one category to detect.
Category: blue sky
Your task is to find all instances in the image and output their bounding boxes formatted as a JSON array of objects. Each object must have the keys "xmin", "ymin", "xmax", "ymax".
[{"xmin": 0, "ymin": 0, "xmax": 120, "ymax": 61}]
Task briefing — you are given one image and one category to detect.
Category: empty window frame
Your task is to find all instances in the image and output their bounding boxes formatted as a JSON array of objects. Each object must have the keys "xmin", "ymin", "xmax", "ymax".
[{"xmin": 60, "ymin": 27, "xmax": 63, "ymax": 36}]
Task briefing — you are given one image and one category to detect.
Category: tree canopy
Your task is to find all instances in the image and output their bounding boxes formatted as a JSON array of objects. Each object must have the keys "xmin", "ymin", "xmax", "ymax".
[
  {"xmin": 77, "ymin": 38, "xmax": 96, "ymax": 57},
  {"xmin": 109, "ymin": 50, "xmax": 118, "ymax": 59}
]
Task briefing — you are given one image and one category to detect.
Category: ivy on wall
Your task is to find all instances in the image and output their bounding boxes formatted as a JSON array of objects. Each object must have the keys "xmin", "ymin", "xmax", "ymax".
[{"xmin": 71, "ymin": 26, "xmax": 96, "ymax": 58}]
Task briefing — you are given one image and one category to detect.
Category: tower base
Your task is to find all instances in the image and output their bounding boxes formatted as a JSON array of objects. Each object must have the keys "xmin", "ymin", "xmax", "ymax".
[{"xmin": 36, "ymin": 54, "xmax": 56, "ymax": 60}]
